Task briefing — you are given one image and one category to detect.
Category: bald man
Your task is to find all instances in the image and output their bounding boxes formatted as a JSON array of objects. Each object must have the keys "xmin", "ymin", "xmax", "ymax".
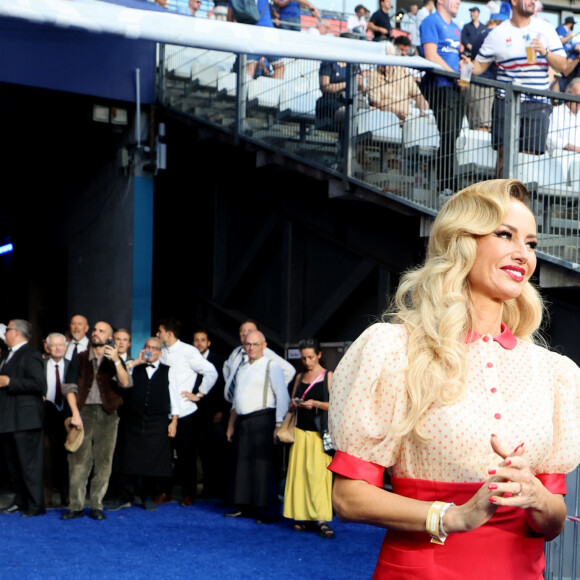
[
  {"xmin": 65, "ymin": 315, "xmax": 89, "ymax": 361},
  {"xmin": 225, "ymin": 330, "xmax": 290, "ymax": 522},
  {"xmin": 61, "ymin": 321, "xmax": 130, "ymax": 521}
]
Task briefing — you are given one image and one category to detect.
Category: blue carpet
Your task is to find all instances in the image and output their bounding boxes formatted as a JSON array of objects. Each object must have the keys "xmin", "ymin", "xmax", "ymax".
[{"xmin": 0, "ymin": 501, "xmax": 384, "ymax": 579}]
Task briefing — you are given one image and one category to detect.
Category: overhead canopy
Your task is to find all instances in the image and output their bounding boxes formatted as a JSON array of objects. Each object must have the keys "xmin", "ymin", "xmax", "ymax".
[{"xmin": 0, "ymin": 0, "xmax": 440, "ymax": 69}]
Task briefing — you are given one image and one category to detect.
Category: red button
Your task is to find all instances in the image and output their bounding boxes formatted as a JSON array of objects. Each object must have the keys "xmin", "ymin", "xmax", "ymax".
[
  {"xmin": 483, "ymin": 336, "xmax": 490, "ymax": 342},
  {"xmin": 491, "ymin": 387, "xmax": 497, "ymax": 393},
  {"xmin": 494, "ymin": 413, "xmax": 501, "ymax": 420},
  {"xmin": 487, "ymin": 362, "xmax": 493, "ymax": 368}
]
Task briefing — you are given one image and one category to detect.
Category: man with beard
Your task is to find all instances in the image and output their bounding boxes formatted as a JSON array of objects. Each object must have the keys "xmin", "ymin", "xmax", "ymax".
[
  {"xmin": 60, "ymin": 321, "xmax": 130, "ymax": 521},
  {"xmin": 65, "ymin": 315, "xmax": 89, "ymax": 361}
]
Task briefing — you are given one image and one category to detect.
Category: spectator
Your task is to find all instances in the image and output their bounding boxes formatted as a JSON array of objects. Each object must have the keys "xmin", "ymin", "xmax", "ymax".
[
  {"xmin": 107, "ymin": 338, "xmax": 178, "ymax": 511},
  {"xmin": 61, "ymin": 321, "xmax": 130, "ymax": 521},
  {"xmin": 415, "ymin": 0, "xmax": 435, "ymax": 50},
  {"xmin": 472, "ymin": 0, "xmax": 566, "ymax": 175},
  {"xmin": 155, "ymin": 318, "xmax": 218, "ymax": 507},
  {"xmin": 191, "ymin": 329, "xmax": 229, "ymax": 500},
  {"xmin": 176, "ymin": 0, "xmax": 202, "ymax": 15},
  {"xmin": 547, "ymin": 78, "xmax": 580, "ymax": 152},
  {"xmin": 466, "ymin": 6, "xmax": 510, "ymax": 131},
  {"xmin": 315, "ymin": 58, "xmax": 365, "ymax": 132},
  {"xmin": 307, "ymin": 19, "xmax": 330, "ymax": 34},
  {"xmin": 213, "ymin": 0, "xmax": 228, "ymax": 20},
  {"xmin": 114, "ymin": 329, "xmax": 132, "ymax": 364},
  {"xmin": 0, "ymin": 320, "xmax": 47, "ymax": 517},
  {"xmin": 225, "ymin": 330, "xmax": 290, "ymax": 522},
  {"xmin": 401, "ymin": 3, "xmax": 420, "ymax": 47},
  {"xmin": 420, "ymin": 0, "xmax": 464, "ymax": 195},
  {"xmin": 273, "ymin": 0, "xmax": 320, "ymax": 31},
  {"xmin": 461, "ymin": 7, "xmax": 484, "ymax": 54},
  {"xmin": 282, "ymin": 338, "xmax": 334, "ymax": 538},
  {"xmin": 367, "ymin": 61, "xmax": 429, "ymax": 122},
  {"xmin": 368, "ymin": 0, "xmax": 393, "ymax": 42},
  {"xmin": 43, "ymin": 332, "xmax": 74, "ymax": 508},
  {"xmin": 556, "ymin": 15, "xmax": 576, "ymax": 55},
  {"xmin": 65, "ymin": 314, "xmax": 89, "ymax": 361},
  {"xmin": 223, "ymin": 320, "xmax": 295, "ymax": 404},
  {"xmin": 347, "ymin": 4, "xmax": 370, "ymax": 38},
  {"xmin": 232, "ymin": 0, "xmax": 285, "ymax": 78},
  {"xmin": 394, "ymin": 34, "xmax": 412, "ymax": 56}
]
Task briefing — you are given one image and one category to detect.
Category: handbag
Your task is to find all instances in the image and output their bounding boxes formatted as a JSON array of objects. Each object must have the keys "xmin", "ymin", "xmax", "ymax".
[
  {"xmin": 313, "ymin": 412, "xmax": 335, "ymax": 456},
  {"xmin": 277, "ymin": 371, "xmax": 326, "ymax": 445},
  {"xmin": 277, "ymin": 409, "xmax": 297, "ymax": 444}
]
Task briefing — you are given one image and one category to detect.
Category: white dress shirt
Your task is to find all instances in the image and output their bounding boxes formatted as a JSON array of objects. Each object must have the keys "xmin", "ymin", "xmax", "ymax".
[
  {"xmin": 45, "ymin": 358, "xmax": 66, "ymax": 409},
  {"xmin": 223, "ymin": 345, "xmax": 296, "ymax": 402},
  {"xmin": 547, "ymin": 103, "xmax": 580, "ymax": 152},
  {"xmin": 232, "ymin": 357, "xmax": 290, "ymax": 423},
  {"xmin": 65, "ymin": 336, "xmax": 89, "ymax": 361},
  {"xmin": 161, "ymin": 340, "xmax": 218, "ymax": 418}
]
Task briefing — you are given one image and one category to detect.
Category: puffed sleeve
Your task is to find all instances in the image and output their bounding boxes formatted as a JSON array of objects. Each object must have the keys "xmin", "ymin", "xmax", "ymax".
[
  {"xmin": 537, "ymin": 354, "xmax": 580, "ymax": 493},
  {"xmin": 328, "ymin": 323, "xmax": 409, "ymax": 487}
]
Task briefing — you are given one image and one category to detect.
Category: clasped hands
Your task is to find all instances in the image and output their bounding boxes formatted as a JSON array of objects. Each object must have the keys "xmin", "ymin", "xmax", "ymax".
[{"xmin": 444, "ymin": 434, "xmax": 548, "ymax": 534}]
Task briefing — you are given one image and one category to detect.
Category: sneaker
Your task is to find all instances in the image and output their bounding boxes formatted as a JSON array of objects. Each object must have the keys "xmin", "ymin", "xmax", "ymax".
[{"xmin": 105, "ymin": 499, "xmax": 131, "ymax": 511}]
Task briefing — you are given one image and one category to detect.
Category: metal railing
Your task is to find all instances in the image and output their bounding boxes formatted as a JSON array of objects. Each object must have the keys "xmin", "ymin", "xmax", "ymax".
[
  {"xmin": 157, "ymin": 42, "xmax": 580, "ymax": 578},
  {"xmin": 157, "ymin": 44, "xmax": 580, "ymax": 272}
]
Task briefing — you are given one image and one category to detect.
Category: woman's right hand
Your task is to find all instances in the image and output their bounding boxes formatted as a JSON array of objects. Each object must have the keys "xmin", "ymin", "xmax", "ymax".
[{"xmin": 444, "ymin": 436, "xmax": 526, "ymax": 533}]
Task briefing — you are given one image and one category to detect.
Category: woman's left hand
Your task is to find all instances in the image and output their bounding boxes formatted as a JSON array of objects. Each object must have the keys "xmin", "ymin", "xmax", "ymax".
[
  {"xmin": 487, "ymin": 435, "xmax": 546, "ymax": 509},
  {"xmin": 298, "ymin": 399, "xmax": 317, "ymax": 410}
]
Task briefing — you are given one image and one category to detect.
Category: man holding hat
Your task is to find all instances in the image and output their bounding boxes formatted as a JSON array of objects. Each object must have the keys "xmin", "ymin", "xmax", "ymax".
[{"xmin": 461, "ymin": 6, "xmax": 483, "ymax": 53}]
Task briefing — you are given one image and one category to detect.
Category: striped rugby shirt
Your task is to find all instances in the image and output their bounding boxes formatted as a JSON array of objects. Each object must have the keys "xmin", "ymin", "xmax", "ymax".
[{"xmin": 476, "ymin": 18, "xmax": 564, "ymax": 101}]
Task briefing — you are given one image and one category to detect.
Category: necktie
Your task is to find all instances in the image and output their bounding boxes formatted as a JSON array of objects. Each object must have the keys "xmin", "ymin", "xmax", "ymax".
[
  {"xmin": 227, "ymin": 351, "xmax": 248, "ymax": 401},
  {"xmin": 0, "ymin": 349, "xmax": 12, "ymax": 371},
  {"xmin": 55, "ymin": 364, "xmax": 62, "ymax": 408},
  {"xmin": 70, "ymin": 342, "xmax": 79, "ymax": 358}
]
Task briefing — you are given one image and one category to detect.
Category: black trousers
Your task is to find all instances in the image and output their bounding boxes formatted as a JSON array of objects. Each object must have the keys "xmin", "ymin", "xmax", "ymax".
[
  {"xmin": 425, "ymin": 85, "xmax": 465, "ymax": 192},
  {"xmin": 1, "ymin": 428, "xmax": 45, "ymax": 512}
]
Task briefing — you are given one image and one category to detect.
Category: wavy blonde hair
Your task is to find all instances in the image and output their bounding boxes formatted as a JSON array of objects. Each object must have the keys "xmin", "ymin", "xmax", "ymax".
[{"xmin": 386, "ymin": 179, "xmax": 545, "ymax": 439}]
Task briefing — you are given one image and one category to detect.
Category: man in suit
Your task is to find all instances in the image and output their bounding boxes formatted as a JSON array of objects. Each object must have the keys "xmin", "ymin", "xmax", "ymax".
[
  {"xmin": 192, "ymin": 329, "xmax": 228, "ymax": 499},
  {"xmin": 43, "ymin": 332, "xmax": 73, "ymax": 507},
  {"xmin": 0, "ymin": 319, "xmax": 47, "ymax": 517}
]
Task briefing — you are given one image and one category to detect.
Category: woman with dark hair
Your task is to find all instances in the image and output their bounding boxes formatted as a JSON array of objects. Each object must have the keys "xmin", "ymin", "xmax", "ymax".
[
  {"xmin": 282, "ymin": 338, "xmax": 335, "ymax": 538},
  {"xmin": 329, "ymin": 179, "xmax": 580, "ymax": 578}
]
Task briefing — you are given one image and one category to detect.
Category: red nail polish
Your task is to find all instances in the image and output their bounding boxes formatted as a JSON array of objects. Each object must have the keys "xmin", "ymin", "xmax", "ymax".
[
  {"xmin": 505, "ymin": 460, "xmax": 511, "ymax": 466},
  {"xmin": 488, "ymin": 483, "xmax": 498, "ymax": 490},
  {"xmin": 488, "ymin": 469, "xmax": 496, "ymax": 474},
  {"xmin": 491, "ymin": 434, "xmax": 497, "ymax": 438},
  {"xmin": 513, "ymin": 442, "xmax": 524, "ymax": 453},
  {"xmin": 489, "ymin": 497, "xmax": 497, "ymax": 503}
]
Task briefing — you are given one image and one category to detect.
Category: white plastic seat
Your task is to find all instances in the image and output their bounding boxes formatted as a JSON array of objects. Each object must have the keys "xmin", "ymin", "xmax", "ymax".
[
  {"xmin": 357, "ymin": 109, "xmax": 402, "ymax": 145},
  {"xmin": 247, "ymin": 77, "xmax": 284, "ymax": 110},
  {"xmin": 403, "ymin": 112, "xmax": 440, "ymax": 153},
  {"xmin": 456, "ymin": 129, "xmax": 497, "ymax": 170}
]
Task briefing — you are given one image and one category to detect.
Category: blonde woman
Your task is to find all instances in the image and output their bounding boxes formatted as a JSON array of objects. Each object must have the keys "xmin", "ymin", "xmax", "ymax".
[{"xmin": 328, "ymin": 179, "xmax": 580, "ymax": 579}]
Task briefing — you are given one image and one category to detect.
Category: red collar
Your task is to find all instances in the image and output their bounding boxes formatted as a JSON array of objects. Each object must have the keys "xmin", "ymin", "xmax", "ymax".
[{"xmin": 465, "ymin": 323, "xmax": 517, "ymax": 350}]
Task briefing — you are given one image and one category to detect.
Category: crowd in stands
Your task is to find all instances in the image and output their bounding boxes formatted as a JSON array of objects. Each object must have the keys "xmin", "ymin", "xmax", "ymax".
[{"xmin": 0, "ymin": 316, "xmax": 336, "ymax": 537}]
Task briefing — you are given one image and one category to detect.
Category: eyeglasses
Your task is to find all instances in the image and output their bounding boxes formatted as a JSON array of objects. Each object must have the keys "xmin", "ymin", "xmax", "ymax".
[
  {"xmin": 144, "ymin": 345, "xmax": 161, "ymax": 351},
  {"xmin": 5, "ymin": 328, "xmax": 15, "ymax": 332}
]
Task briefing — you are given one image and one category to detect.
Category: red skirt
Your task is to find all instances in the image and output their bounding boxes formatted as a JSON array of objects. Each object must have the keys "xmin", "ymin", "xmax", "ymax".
[{"xmin": 373, "ymin": 478, "xmax": 546, "ymax": 580}]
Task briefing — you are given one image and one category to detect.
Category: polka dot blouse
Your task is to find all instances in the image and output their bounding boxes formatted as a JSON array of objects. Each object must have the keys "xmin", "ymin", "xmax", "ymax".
[{"xmin": 329, "ymin": 323, "xmax": 580, "ymax": 483}]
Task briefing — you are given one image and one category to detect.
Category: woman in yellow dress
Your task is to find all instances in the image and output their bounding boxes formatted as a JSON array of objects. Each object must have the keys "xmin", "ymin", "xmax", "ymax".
[{"xmin": 283, "ymin": 338, "xmax": 335, "ymax": 538}]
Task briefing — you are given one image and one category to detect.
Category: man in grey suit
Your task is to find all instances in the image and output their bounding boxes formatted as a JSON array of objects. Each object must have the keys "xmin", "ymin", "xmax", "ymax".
[
  {"xmin": 43, "ymin": 332, "xmax": 73, "ymax": 507},
  {"xmin": 0, "ymin": 319, "xmax": 47, "ymax": 516}
]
